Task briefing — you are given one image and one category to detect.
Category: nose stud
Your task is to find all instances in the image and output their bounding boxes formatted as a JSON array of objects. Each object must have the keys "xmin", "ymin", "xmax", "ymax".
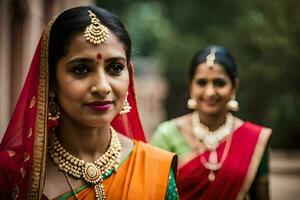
[{"xmin": 91, "ymin": 86, "xmax": 98, "ymax": 93}]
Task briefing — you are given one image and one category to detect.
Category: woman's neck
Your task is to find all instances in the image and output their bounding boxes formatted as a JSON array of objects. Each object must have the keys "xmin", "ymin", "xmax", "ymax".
[
  {"xmin": 55, "ymin": 117, "xmax": 111, "ymax": 162},
  {"xmin": 197, "ymin": 110, "xmax": 228, "ymax": 131}
]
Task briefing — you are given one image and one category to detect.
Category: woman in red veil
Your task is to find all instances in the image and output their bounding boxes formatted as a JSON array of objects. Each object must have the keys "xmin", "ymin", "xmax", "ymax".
[{"xmin": 0, "ymin": 5, "xmax": 177, "ymax": 200}]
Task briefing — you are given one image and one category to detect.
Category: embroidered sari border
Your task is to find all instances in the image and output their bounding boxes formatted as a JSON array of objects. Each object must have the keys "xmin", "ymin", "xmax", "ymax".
[
  {"xmin": 236, "ymin": 127, "xmax": 272, "ymax": 200},
  {"xmin": 27, "ymin": 17, "xmax": 56, "ymax": 199}
]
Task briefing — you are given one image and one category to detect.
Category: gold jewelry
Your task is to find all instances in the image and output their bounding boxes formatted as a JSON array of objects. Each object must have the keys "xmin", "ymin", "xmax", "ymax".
[
  {"xmin": 120, "ymin": 92, "xmax": 131, "ymax": 115},
  {"xmin": 64, "ymin": 173, "xmax": 79, "ymax": 200},
  {"xmin": 206, "ymin": 48, "xmax": 217, "ymax": 68},
  {"xmin": 192, "ymin": 111, "xmax": 234, "ymax": 181},
  {"xmin": 84, "ymin": 10, "xmax": 109, "ymax": 45},
  {"xmin": 48, "ymin": 90, "xmax": 60, "ymax": 120},
  {"xmin": 187, "ymin": 98, "xmax": 197, "ymax": 109},
  {"xmin": 48, "ymin": 127, "xmax": 121, "ymax": 200},
  {"xmin": 226, "ymin": 96, "xmax": 239, "ymax": 112}
]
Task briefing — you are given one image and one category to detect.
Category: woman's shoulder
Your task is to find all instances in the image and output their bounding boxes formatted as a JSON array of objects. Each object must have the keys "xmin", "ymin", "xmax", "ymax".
[
  {"xmin": 234, "ymin": 117, "xmax": 272, "ymax": 141},
  {"xmin": 173, "ymin": 113, "xmax": 191, "ymax": 127},
  {"xmin": 136, "ymin": 141, "xmax": 176, "ymax": 158},
  {"xmin": 151, "ymin": 114, "xmax": 192, "ymax": 152},
  {"xmin": 122, "ymin": 141, "xmax": 177, "ymax": 199},
  {"xmin": 239, "ymin": 118, "xmax": 272, "ymax": 135},
  {"xmin": 156, "ymin": 120, "xmax": 176, "ymax": 131},
  {"xmin": 156, "ymin": 113, "xmax": 191, "ymax": 134},
  {"xmin": 118, "ymin": 133, "xmax": 176, "ymax": 163},
  {"xmin": 135, "ymin": 141, "xmax": 177, "ymax": 172},
  {"xmin": 142, "ymin": 141, "xmax": 178, "ymax": 170}
]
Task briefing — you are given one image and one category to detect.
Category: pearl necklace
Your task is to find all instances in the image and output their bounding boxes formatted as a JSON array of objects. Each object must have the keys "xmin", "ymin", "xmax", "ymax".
[
  {"xmin": 191, "ymin": 111, "xmax": 234, "ymax": 181},
  {"xmin": 48, "ymin": 127, "xmax": 121, "ymax": 200},
  {"xmin": 192, "ymin": 111, "xmax": 234, "ymax": 150}
]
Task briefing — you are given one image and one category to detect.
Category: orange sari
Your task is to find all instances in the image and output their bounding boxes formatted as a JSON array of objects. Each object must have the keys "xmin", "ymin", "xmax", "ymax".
[{"xmin": 52, "ymin": 141, "xmax": 177, "ymax": 200}]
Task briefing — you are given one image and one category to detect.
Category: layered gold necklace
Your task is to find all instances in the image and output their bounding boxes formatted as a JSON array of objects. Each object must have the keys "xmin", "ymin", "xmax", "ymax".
[
  {"xmin": 192, "ymin": 111, "xmax": 234, "ymax": 181},
  {"xmin": 48, "ymin": 127, "xmax": 121, "ymax": 200}
]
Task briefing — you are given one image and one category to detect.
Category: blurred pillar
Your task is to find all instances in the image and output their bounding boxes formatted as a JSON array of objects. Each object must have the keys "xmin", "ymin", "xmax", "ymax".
[
  {"xmin": 0, "ymin": 0, "xmax": 95, "ymax": 140},
  {"xmin": 0, "ymin": 0, "xmax": 11, "ymax": 140},
  {"xmin": 44, "ymin": 0, "xmax": 94, "ymax": 21},
  {"xmin": 134, "ymin": 57, "xmax": 168, "ymax": 141}
]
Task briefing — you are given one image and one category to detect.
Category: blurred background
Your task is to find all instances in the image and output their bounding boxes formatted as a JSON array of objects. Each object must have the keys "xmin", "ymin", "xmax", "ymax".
[{"xmin": 0, "ymin": 0, "xmax": 299, "ymax": 199}]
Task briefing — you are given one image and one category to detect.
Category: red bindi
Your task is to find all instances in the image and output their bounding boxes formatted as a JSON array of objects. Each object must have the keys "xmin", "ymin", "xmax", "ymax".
[{"xmin": 96, "ymin": 53, "xmax": 102, "ymax": 59}]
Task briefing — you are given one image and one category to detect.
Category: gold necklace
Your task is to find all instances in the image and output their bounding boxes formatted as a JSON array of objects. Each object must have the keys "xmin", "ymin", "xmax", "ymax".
[
  {"xmin": 48, "ymin": 127, "xmax": 121, "ymax": 200},
  {"xmin": 191, "ymin": 111, "xmax": 234, "ymax": 181}
]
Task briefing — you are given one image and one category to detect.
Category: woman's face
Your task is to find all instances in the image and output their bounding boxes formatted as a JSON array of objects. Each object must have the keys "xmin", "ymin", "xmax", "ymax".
[
  {"xmin": 55, "ymin": 31, "xmax": 129, "ymax": 127},
  {"xmin": 190, "ymin": 63, "xmax": 236, "ymax": 116}
]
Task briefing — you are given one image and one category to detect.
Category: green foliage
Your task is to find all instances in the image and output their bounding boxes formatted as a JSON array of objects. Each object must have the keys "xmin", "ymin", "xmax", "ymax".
[{"xmin": 97, "ymin": 0, "xmax": 300, "ymax": 149}]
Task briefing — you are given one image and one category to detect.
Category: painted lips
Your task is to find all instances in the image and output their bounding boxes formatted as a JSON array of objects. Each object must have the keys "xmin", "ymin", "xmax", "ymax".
[
  {"xmin": 202, "ymin": 99, "xmax": 218, "ymax": 106},
  {"xmin": 86, "ymin": 101, "xmax": 113, "ymax": 112}
]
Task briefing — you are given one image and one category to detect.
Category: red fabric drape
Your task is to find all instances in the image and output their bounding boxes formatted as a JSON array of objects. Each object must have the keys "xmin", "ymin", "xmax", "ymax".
[
  {"xmin": 0, "ymin": 13, "xmax": 146, "ymax": 199},
  {"xmin": 111, "ymin": 63, "xmax": 146, "ymax": 142},
  {"xmin": 177, "ymin": 122, "xmax": 263, "ymax": 200}
]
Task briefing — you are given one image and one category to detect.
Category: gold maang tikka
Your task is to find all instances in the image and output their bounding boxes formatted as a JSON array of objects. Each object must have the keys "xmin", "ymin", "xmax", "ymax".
[
  {"xmin": 206, "ymin": 48, "xmax": 217, "ymax": 68},
  {"xmin": 84, "ymin": 10, "xmax": 109, "ymax": 45}
]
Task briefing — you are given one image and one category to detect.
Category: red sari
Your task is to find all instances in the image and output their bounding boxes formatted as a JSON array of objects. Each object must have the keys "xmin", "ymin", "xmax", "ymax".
[
  {"xmin": 0, "ymin": 13, "xmax": 146, "ymax": 199},
  {"xmin": 177, "ymin": 122, "xmax": 271, "ymax": 200}
]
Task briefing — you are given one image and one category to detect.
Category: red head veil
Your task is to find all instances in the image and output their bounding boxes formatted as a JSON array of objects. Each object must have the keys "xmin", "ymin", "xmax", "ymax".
[{"xmin": 0, "ymin": 13, "xmax": 146, "ymax": 199}]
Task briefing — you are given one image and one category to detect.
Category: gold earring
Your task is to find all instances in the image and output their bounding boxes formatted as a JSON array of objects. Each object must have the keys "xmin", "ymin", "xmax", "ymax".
[
  {"xmin": 187, "ymin": 98, "xmax": 197, "ymax": 109},
  {"xmin": 48, "ymin": 90, "xmax": 60, "ymax": 120},
  {"xmin": 120, "ymin": 92, "xmax": 131, "ymax": 115},
  {"xmin": 226, "ymin": 96, "xmax": 239, "ymax": 112}
]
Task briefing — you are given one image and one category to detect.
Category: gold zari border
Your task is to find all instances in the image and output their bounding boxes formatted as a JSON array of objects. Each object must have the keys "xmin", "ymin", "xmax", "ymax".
[
  {"xmin": 27, "ymin": 17, "xmax": 57, "ymax": 199},
  {"xmin": 236, "ymin": 127, "xmax": 272, "ymax": 200}
]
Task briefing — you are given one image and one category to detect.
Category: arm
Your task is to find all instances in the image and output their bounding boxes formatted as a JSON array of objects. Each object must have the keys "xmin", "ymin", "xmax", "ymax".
[{"xmin": 249, "ymin": 176, "xmax": 269, "ymax": 200}]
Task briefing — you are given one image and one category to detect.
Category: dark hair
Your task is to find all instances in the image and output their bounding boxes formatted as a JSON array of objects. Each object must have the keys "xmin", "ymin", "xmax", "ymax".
[
  {"xmin": 188, "ymin": 45, "xmax": 238, "ymax": 85},
  {"xmin": 48, "ymin": 5, "xmax": 132, "ymax": 82}
]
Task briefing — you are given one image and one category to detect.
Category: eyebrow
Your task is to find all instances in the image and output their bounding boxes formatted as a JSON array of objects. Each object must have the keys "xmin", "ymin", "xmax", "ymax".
[
  {"xmin": 66, "ymin": 56, "xmax": 126, "ymax": 65},
  {"xmin": 105, "ymin": 57, "xmax": 126, "ymax": 63},
  {"xmin": 66, "ymin": 58, "xmax": 93, "ymax": 65},
  {"xmin": 195, "ymin": 76, "xmax": 228, "ymax": 79}
]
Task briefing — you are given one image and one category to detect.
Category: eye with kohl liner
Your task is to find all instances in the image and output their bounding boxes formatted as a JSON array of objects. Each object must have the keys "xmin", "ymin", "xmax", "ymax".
[
  {"xmin": 71, "ymin": 64, "xmax": 91, "ymax": 76},
  {"xmin": 106, "ymin": 62, "xmax": 125, "ymax": 75},
  {"xmin": 213, "ymin": 78, "xmax": 227, "ymax": 87},
  {"xmin": 196, "ymin": 78, "xmax": 207, "ymax": 87}
]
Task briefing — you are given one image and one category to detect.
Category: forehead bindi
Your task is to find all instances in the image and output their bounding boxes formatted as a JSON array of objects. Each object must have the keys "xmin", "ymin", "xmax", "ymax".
[
  {"xmin": 195, "ymin": 64, "xmax": 229, "ymax": 78},
  {"xmin": 96, "ymin": 53, "xmax": 102, "ymax": 59}
]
